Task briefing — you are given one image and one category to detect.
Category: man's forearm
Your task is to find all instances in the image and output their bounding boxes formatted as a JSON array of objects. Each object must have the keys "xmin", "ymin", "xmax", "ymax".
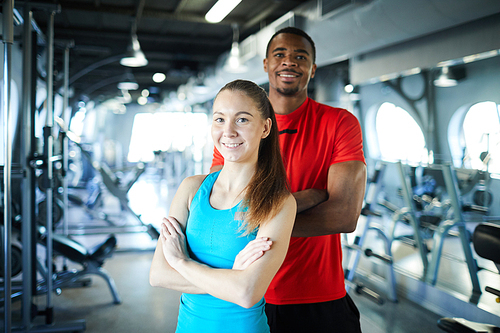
[
  {"xmin": 293, "ymin": 189, "xmax": 328, "ymax": 213},
  {"xmin": 291, "ymin": 188, "xmax": 364, "ymax": 237},
  {"xmin": 290, "ymin": 161, "xmax": 367, "ymax": 238}
]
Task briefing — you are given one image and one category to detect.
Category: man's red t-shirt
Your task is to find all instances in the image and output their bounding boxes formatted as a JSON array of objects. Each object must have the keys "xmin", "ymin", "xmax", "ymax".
[{"xmin": 211, "ymin": 97, "xmax": 365, "ymax": 305}]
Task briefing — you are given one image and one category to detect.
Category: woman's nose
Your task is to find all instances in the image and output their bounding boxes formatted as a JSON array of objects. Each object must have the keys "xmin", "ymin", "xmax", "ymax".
[{"xmin": 223, "ymin": 122, "xmax": 237, "ymax": 137}]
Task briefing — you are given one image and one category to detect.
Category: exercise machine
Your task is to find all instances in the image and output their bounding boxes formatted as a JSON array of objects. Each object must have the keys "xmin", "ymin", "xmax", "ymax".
[
  {"xmin": 344, "ymin": 161, "xmax": 398, "ymax": 304},
  {"xmin": 36, "ymin": 226, "xmax": 121, "ymax": 304},
  {"xmin": 437, "ymin": 222, "xmax": 500, "ymax": 333},
  {"xmin": 421, "ymin": 164, "xmax": 481, "ymax": 296},
  {"xmin": 56, "ymin": 117, "xmax": 159, "ymax": 240}
]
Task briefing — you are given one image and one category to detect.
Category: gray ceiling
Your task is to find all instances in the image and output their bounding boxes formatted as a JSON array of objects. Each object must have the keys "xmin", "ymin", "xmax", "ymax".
[{"xmin": 26, "ymin": 0, "xmax": 309, "ymax": 104}]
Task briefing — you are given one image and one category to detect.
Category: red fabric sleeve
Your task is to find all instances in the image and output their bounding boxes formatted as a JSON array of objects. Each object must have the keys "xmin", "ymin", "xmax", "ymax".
[
  {"xmin": 330, "ymin": 111, "xmax": 365, "ymax": 166},
  {"xmin": 210, "ymin": 146, "xmax": 224, "ymax": 170}
]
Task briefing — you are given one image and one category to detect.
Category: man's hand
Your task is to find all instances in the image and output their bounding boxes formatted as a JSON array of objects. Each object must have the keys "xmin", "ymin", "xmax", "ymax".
[{"xmin": 233, "ymin": 237, "xmax": 273, "ymax": 270}]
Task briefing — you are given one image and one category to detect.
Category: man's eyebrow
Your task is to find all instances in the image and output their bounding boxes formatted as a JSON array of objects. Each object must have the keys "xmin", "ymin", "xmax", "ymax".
[
  {"xmin": 272, "ymin": 47, "xmax": 287, "ymax": 53},
  {"xmin": 294, "ymin": 48, "xmax": 310, "ymax": 55},
  {"xmin": 271, "ymin": 47, "xmax": 310, "ymax": 56}
]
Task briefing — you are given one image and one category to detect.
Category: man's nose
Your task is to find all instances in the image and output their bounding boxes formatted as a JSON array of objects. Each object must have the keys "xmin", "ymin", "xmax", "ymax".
[{"xmin": 281, "ymin": 55, "xmax": 297, "ymax": 66}]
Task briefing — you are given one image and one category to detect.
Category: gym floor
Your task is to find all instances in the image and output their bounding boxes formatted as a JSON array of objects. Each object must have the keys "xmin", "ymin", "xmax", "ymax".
[
  {"xmin": 21, "ymin": 251, "xmax": 443, "ymax": 333},
  {"xmin": 5, "ymin": 168, "xmax": 497, "ymax": 332}
]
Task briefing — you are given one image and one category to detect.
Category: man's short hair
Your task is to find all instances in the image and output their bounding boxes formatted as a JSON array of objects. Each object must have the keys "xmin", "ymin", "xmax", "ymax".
[{"xmin": 265, "ymin": 27, "xmax": 316, "ymax": 64}]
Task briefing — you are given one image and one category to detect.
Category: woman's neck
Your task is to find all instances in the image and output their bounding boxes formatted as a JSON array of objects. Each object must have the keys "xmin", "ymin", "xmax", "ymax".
[
  {"xmin": 209, "ymin": 162, "xmax": 256, "ymax": 210},
  {"xmin": 217, "ymin": 162, "xmax": 256, "ymax": 194}
]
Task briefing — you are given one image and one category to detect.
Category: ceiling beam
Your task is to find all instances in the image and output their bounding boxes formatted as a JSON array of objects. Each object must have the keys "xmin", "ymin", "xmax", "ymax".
[
  {"xmin": 58, "ymin": 1, "xmax": 243, "ymax": 25},
  {"xmin": 174, "ymin": 0, "xmax": 191, "ymax": 14},
  {"xmin": 52, "ymin": 27, "xmax": 230, "ymax": 46}
]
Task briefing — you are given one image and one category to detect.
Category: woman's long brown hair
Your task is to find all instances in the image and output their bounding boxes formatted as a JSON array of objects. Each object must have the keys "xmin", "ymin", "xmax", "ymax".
[{"xmin": 216, "ymin": 80, "xmax": 290, "ymax": 234}]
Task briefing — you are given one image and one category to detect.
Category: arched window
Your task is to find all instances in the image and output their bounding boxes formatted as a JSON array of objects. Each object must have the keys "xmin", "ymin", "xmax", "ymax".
[
  {"xmin": 462, "ymin": 101, "xmax": 500, "ymax": 174},
  {"xmin": 374, "ymin": 102, "xmax": 428, "ymax": 165}
]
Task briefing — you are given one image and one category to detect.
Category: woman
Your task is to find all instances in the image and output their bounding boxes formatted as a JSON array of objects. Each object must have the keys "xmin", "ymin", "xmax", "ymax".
[{"xmin": 149, "ymin": 79, "xmax": 296, "ymax": 333}]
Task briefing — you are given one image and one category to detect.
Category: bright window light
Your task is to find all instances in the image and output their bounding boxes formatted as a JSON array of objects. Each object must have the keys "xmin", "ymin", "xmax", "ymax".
[
  {"xmin": 205, "ymin": 0, "xmax": 242, "ymax": 23},
  {"xmin": 463, "ymin": 101, "xmax": 500, "ymax": 174},
  {"xmin": 128, "ymin": 112, "xmax": 208, "ymax": 163},
  {"xmin": 376, "ymin": 102, "xmax": 427, "ymax": 165},
  {"xmin": 69, "ymin": 110, "xmax": 86, "ymax": 137}
]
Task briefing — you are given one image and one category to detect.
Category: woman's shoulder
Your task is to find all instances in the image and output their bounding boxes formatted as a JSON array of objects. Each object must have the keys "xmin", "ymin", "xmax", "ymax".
[
  {"xmin": 177, "ymin": 174, "xmax": 210, "ymax": 210},
  {"xmin": 180, "ymin": 174, "xmax": 208, "ymax": 193},
  {"xmin": 274, "ymin": 193, "xmax": 296, "ymax": 218},
  {"xmin": 283, "ymin": 193, "xmax": 297, "ymax": 211}
]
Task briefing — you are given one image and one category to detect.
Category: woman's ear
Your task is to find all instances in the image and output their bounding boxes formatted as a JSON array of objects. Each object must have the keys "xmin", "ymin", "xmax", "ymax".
[{"xmin": 262, "ymin": 118, "xmax": 272, "ymax": 139}]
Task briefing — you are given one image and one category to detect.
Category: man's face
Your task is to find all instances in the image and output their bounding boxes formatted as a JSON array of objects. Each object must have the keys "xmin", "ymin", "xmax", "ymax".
[{"xmin": 264, "ymin": 33, "xmax": 317, "ymax": 96}]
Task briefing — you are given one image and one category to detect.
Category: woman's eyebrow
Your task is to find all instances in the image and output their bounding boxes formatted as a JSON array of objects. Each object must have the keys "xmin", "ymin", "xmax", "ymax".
[{"xmin": 236, "ymin": 111, "xmax": 254, "ymax": 117}]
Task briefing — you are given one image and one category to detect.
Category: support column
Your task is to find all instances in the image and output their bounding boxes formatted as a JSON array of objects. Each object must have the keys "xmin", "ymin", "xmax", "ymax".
[{"xmin": 3, "ymin": 1, "xmax": 15, "ymax": 332}]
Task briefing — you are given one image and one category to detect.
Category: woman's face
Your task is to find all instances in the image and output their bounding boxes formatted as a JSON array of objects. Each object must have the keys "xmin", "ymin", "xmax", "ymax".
[{"xmin": 211, "ymin": 90, "xmax": 271, "ymax": 165}]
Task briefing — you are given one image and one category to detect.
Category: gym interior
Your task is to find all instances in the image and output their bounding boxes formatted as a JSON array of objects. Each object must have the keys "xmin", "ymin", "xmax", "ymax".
[{"xmin": 2, "ymin": 0, "xmax": 500, "ymax": 332}]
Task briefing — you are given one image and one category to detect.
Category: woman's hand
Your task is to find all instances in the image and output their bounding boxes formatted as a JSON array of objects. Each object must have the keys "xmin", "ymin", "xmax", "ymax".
[
  {"xmin": 233, "ymin": 237, "xmax": 273, "ymax": 270},
  {"xmin": 160, "ymin": 216, "xmax": 189, "ymax": 268}
]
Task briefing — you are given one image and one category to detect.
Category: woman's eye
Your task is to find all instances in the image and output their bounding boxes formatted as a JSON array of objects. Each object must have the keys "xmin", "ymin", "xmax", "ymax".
[
  {"xmin": 237, "ymin": 118, "xmax": 248, "ymax": 123},
  {"xmin": 214, "ymin": 118, "xmax": 224, "ymax": 123}
]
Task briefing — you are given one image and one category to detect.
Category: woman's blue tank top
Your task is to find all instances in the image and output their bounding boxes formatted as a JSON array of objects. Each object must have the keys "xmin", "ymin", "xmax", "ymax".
[{"xmin": 176, "ymin": 171, "xmax": 269, "ymax": 333}]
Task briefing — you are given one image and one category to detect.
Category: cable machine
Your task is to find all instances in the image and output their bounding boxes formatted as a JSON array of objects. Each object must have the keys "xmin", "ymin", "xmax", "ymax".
[{"xmin": 1, "ymin": 3, "xmax": 86, "ymax": 331}]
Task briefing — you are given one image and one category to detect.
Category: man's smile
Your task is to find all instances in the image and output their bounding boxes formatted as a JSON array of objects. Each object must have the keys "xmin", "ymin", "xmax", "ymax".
[{"xmin": 277, "ymin": 70, "xmax": 301, "ymax": 78}]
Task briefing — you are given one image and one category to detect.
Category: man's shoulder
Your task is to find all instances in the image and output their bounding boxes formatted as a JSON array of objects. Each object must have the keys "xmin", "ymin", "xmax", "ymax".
[{"xmin": 307, "ymin": 98, "xmax": 353, "ymax": 119}]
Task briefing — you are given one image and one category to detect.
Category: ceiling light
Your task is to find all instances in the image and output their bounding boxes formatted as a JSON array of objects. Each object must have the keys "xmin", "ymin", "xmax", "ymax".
[
  {"xmin": 137, "ymin": 96, "xmax": 148, "ymax": 105},
  {"xmin": 193, "ymin": 78, "xmax": 210, "ymax": 94},
  {"xmin": 205, "ymin": 0, "xmax": 242, "ymax": 23},
  {"xmin": 117, "ymin": 90, "xmax": 132, "ymax": 104},
  {"xmin": 434, "ymin": 66, "xmax": 457, "ymax": 87},
  {"xmin": 223, "ymin": 42, "xmax": 248, "ymax": 73},
  {"xmin": 117, "ymin": 81, "xmax": 139, "ymax": 90},
  {"xmin": 120, "ymin": 34, "xmax": 148, "ymax": 67},
  {"xmin": 117, "ymin": 72, "xmax": 139, "ymax": 90},
  {"xmin": 223, "ymin": 24, "xmax": 247, "ymax": 73},
  {"xmin": 152, "ymin": 72, "xmax": 166, "ymax": 83}
]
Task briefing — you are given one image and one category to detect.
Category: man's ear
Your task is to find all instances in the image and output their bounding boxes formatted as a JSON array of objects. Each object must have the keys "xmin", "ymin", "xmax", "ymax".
[
  {"xmin": 263, "ymin": 58, "xmax": 268, "ymax": 73},
  {"xmin": 310, "ymin": 63, "xmax": 317, "ymax": 79}
]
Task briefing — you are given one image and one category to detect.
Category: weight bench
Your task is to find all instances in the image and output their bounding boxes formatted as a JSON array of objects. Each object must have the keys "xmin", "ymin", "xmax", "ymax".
[
  {"xmin": 437, "ymin": 223, "xmax": 500, "ymax": 332},
  {"xmin": 37, "ymin": 229, "xmax": 121, "ymax": 304}
]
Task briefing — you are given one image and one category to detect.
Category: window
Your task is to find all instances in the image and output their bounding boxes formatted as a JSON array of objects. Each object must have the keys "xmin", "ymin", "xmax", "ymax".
[
  {"xmin": 374, "ymin": 102, "xmax": 428, "ymax": 165},
  {"xmin": 127, "ymin": 112, "xmax": 208, "ymax": 163},
  {"xmin": 462, "ymin": 102, "xmax": 500, "ymax": 174}
]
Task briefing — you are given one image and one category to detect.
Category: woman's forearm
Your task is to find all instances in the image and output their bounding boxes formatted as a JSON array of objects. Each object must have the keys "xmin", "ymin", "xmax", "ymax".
[
  {"xmin": 149, "ymin": 240, "xmax": 206, "ymax": 294},
  {"xmin": 172, "ymin": 258, "xmax": 266, "ymax": 309}
]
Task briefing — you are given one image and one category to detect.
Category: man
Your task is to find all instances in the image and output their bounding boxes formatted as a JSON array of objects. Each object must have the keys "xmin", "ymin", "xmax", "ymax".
[{"xmin": 211, "ymin": 27, "xmax": 366, "ymax": 332}]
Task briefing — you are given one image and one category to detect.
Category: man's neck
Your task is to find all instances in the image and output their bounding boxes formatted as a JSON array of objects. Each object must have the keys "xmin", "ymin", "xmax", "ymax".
[{"xmin": 269, "ymin": 90, "xmax": 308, "ymax": 115}]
